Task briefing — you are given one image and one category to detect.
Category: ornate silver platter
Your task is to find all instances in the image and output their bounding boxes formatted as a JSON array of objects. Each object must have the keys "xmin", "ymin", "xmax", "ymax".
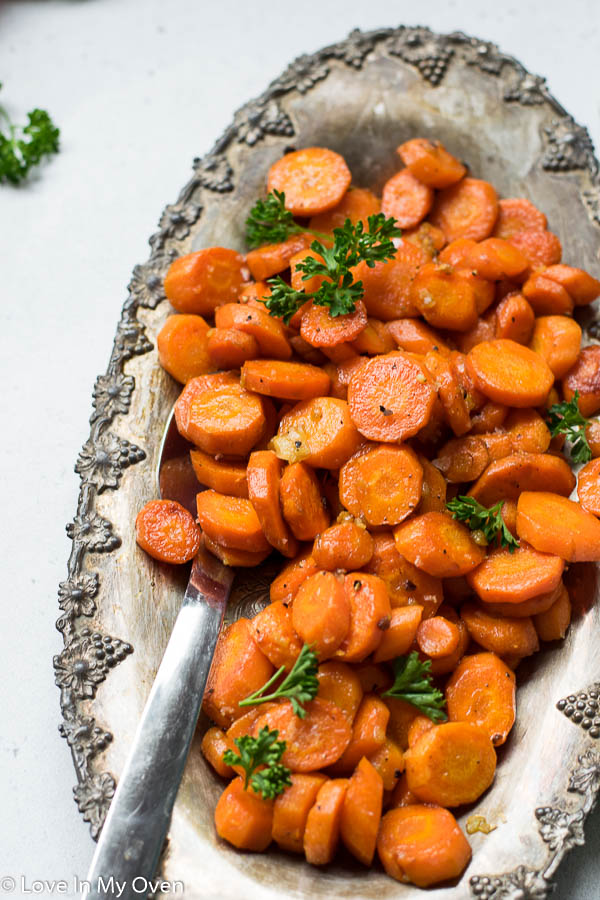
[{"xmin": 55, "ymin": 26, "xmax": 600, "ymax": 900}]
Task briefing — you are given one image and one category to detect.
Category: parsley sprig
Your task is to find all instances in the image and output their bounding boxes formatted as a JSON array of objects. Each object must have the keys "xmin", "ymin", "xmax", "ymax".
[
  {"xmin": 239, "ymin": 643, "xmax": 319, "ymax": 718},
  {"xmin": 382, "ymin": 652, "xmax": 447, "ymax": 723},
  {"xmin": 263, "ymin": 213, "xmax": 401, "ymax": 323},
  {"xmin": 246, "ymin": 190, "xmax": 331, "ymax": 247},
  {"xmin": 546, "ymin": 391, "xmax": 592, "ymax": 464},
  {"xmin": 222, "ymin": 727, "xmax": 292, "ymax": 799},
  {"xmin": 0, "ymin": 83, "xmax": 60, "ymax": 185},
  {"xmin": 447, "ymin": 495, "xmax": 520, "ymax": 553}
]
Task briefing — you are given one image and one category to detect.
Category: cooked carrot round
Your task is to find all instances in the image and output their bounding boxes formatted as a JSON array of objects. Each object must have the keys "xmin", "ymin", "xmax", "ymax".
[
  {"xmin": 381, "ymin": 168, "xmax": 434, "ymax": 229},
  {"xmin": 377, "ymin": 805, "xmax": 472, "ymax": 887},
  {"xmin": 467, "ymin": 339, "xmax": 554, "ymax": 407},
  {"xmin": 544, "ymin": 264, "xmax": 600, "ymax": 306},
  {"xmin": 214, "ymin": 776, "xmax": 274, "ymax": 851},
  {"xmin": 534, "ymin": 584, "xmax": 572, "ymax": 641},
  {"xmin": 330, "ymin": 694, "xmax": 390, "ymax": 774},
  {"xmin": 250, "ymin": 600, "xmax": 303, "ymax": 671},
  {"xmin": 335, "ymin": 573, "xmax": 392, "ymax": 663},
  {"xmin": 340, "ymin": 757, "xmax": 383, "ymax": 865},
  {"xmin": 467, "ymin": 543, "xmax": 565, "ymax": 604},
  {"xmin": 201, "ymin": 726, "xmax": 234, "ymax": 779},
  {"xmin": 196, "ymin": 490, "xmax": 270, "ymax": 552},
  {"xmin": 272, "ymin": 773, "xmax": 327, "ymax": 853},
  {"xmin": 316, "ymin": 662, "xmax": 364, "ymax": 723},
  {"xmin": 397, "ymin": 138, "xmax": 466, "ymax": 189},
  {"xmin": 309, "ymin": 186, "xmax": 381, "ymax": 234},
  {"xmin": 292, "ymin": 570, "xmax": 350, "ymax": 660},
  {"xmin": 279, "ymin": 462, "xmax": 329, "ymax": 541},
  {"xmin": 203, "ymin": 535, "xmax": 271, "ymax": 568},
  {"xmin": 522, "ymin": 272, "xmax": 574, "ymax": 315},
  {"xmin": 241, "ymin": 359, "xmax": 331, "ymax": 400},
  {"xmin": 267, "ymin": 147, "xmax": 352, "ymax": 217},
  {"xmin": 446, "ymin": 652, "xmax": 516, "ymax": 746},
  {"xmin": 430, "ymin": 177, "xmax": 498, "ymax": 242},
  {"xmin": 493, "ymin": 197, "xmax": 547, "ymax": 239},
  {"xmin": 416, "ymin": 615, "xmax": 460, "ymax": 659},
  {"xmin": 364, "ymin": 534, "xmax": 443, "ymax": 616},
  {"xmin": 164, "ymin": 248, "xmax": 247, "ymax": 315},
  {"xmin": 410, "ymin": 262, "xmax": 478, "ymax": 332},
  {"xmin": 181, "ymin": 381, "xmax": 267, "ymax": 456},
  {"xmin": 369, "ymin": 737, "xmax": 406, "ymax": 791},
  {"xmin": 312, "ymin": 521, "xmax": 374, "ymax": 571},
  {"xmin": 300, "ymin": 301, "xmax": 367, "ymax": 348},
  {"xmin": 272, "ymin": 397, "xmax": 362, "ymax": 469},
  {"xmin": 304, "ymin": 778, "xmax": 348, "ymax": 865},
  {"xmin": 157, "ymin": 314, "xmax": 211, "ymax": 384},
  {"xmin": 468, "ymin": 452, "xmax": 576, "ymax": 507},
  {"xmin": 373, "ymin": 606, "xmax": 424, "ymax": 663},
  {"xmin": 562, "ymin": 345, "xmax": 600, "ymax": 417},
  {"xmin": 207, "ymin": 328, "xmax": 259, "ymax": 369},
  {"xmin": 494, "ymin": 293, "xmax": 535, "ymax": 344},
  {"xmin": 508, "ymin": 229, "xmax": 562, "ymax": 269},
  {"xmin": 247, "ymin": 450, "xmax": 298, "ymax": 558},
  {"xmin": 254, "ymin": 698, "xmax": 352, "ymax": 772},
  {"xmin": 215, "ymin": 303, "xmax": 292, "ymax": 359},
  {"xmin": 246, "ymin": 233, "xmax": 312, "ymax": 282},
  {"xmin": 135, "ymin": 499, "xmax": 201, "ymax": 564},
  {"xmin": 351, "ymin": 244, "xmax": 424, "ymax": 320},
  {"xmin": 460, "ymin": 603, "xmax": 539, "ymax": 659},
  {"xmin": 190, "ymin": 450, "xmax": 248, "ymax": 499},
  {"xmin": 348, "ymin": 352, "xmax": 436, "ymax": 443},
  {"xmin": 394, "ymin": 512, "xmax": 485, "ymax": 578},
  {"xmin": 388, "ymin": 317, "xmax": 451, "ymax": 357},
  {"xmin": 578, "ymin": 458, "xmax": 600, "ymax": 518},
  {"xmin": 516, "ymin": 491, "xmax": 600, "ymax": 562},
  {"xmin": 339, "ymin": 444, "xmax": 423, "ymax": 526}
]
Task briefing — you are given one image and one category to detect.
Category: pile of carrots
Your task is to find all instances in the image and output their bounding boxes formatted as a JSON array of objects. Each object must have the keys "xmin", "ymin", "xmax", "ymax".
[{"xmin": 135, "ymin": 137, "xmax": 600, "ymax": 888}]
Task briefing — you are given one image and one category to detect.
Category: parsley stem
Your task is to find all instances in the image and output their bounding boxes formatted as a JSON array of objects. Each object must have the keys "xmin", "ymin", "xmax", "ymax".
[{"xmin": 239, "ymin": 664, "xmax": 286, "ymax": 707}]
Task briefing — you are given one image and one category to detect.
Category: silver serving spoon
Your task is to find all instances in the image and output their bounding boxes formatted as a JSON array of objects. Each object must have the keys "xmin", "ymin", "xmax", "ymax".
[{"xmin": 83, "ymin": 411, "xmax": 234, "ymax": 899}]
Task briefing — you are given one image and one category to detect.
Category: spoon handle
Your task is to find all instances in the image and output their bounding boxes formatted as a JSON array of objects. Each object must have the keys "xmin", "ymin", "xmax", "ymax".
[{"xmin": 83, "ymin": 551, "xmax": 233, "ymax": 899}]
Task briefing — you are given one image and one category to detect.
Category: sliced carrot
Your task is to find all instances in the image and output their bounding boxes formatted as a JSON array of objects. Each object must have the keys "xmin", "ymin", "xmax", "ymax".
[
  {"xmin": 402, "ymin": 222, "xmax": 447, "ymax": 259},
  {"xmin": 300, "ymin": 300, "xmax": 367, "ymax": 348},
  {"xmin": 368, "ymin": 737, "xmax": 405, "ymax": 791},
  {"xmin": 562, "ymin": 345, "xmax": 600, "ymax": 417},
  {"xmin": 203, "ymin": 535, "xmax": 271, "ymax": 568},
  {"xmin": 340, "ymin": 757, "xmax": 383, "ymax": 865},
  {"xmin": 350, "ymin": 243, "xmax": 424, "ymax": 320},
  {"xmin": 440, "ymin": 237, "xmax": 528, "ymax": 280},
  {"xmin": 534, "ymin": 584, "xmax": 572, "ymax": 641},
  {"xmin": 424, "ymin": 350, "xmax": 471, "ymax": 435},
  {"xmin": 418, "ymin": 455, "xmax": 448, "ymax": 514},
  {"xmin": 239, "ymin": 280, "xmax": 272, "ymax": 307},
  {"xmin": 339, "ymin": 443, "xmax": 423, "ymax": 526},
  {"xmin": 348, "ymin": 352, "xmax": 436, "ymax": 442},
  {"xmin": 196, "ymin": 490, "xmax": 271, "ymax": 552},
  {"xmin": 373, "ymin": 606, "xmax": 424, "ymax": 662},
  {"xmin": 434, "ymin": 434, "xmax": 491, "ymax": 482},
  {"xmin": 446, "ymin": 652, "xmax": 516, "ymax": 745},
  {"xmin": 516, "ymin": 491, "xmax": 600, "ymax": 562},
  {"xmin": 430, "ymin": 177, "xmax": 498, "ymax": 242},
  {"xmin": 272, "ymin": 397, "xmax": 362, "ymax": 469},
  {"xmin": 389, "ymin": 773, "xmax": 423, "ymax": 809},
  {"xmin": 272, "ymin": 773, "xmax": 327, "ymax": 853},
  {"xmin": 201, "ymin": 726, "xmax": 234, "ymax": 778},
  {"xmin": 451, "ymin": 349, "xmax": 487, "ymax": 411},
  {"xmin": 254, "ymin": 698, "xmax": 352, "ymax": 772},
  {"xmin": 387, "ymin": 318, "xmax": 451, "ymax": 356},
  {"xmin": 479, "ymin": 581, "xmax": 564, "ymax": 618},
  {"xmin": 157, "ymin": 314, "xmax": 211, "ymax": 384},
  {"xmin": 279, "ymin": 462, "xmax": 329, "ymax": 541},
  {"xmin": 309, "ymin": 186, "xmax": 381, "ymax": 234},
  {"xmin": 246, "ymin": 451, "xmax": 297, "ymax": 558},
  {"xmin": 468, "ymin": 452, "xmax": 576, "ymax": 506},
  {"xmin": 394, "ymin": 512, "xmax": 485, "ymax": 578},
  {"xmin": 313, "ymin": 521, "xmax": 374, "ymax": 571},
  {"xmin": 320, "ymin": 342, "xmax": 359, "ymax": 363},
  {"xmin": 316, "ymin": 662, "xmax": 363, "ymax": 723},
  {"xmin": 335, "ymin": 572, "xmax": 392, "ymax": 663},
  {"xmin": 461, "ymin": 603, "xmax": 539, "ymax": 659},
  {"xmin": 522, "ymin": 272, "xmax": 574, "ymax": 315},
  {"xmin": 378, "ymin": 805, "xmax": 472, "ymax": 887},
  {"xmin": 288, "ymin": 334, "xmax": 327, "ymax": 366},
  {"xmin": 508, "ymin": 229, "xmax": 562, "ymax": 270},
  {"xmin": 174, "ymin": 371, "xmax": 236, "ymax": 435},
  {"xmin": 135, "ymin": 499, "xmax": 201, "ymax": 564},
  {"xmin": 381, "ymin": 168, "xmax": 434, "ymax": 228},
  {"xmin": 587, "ymin": 420, "xmax": 600, "ymax": 458},
  {"xmin": 416, "ymin": 616, "xmax": 460, "ymax": 659},
  {"xmin": 215, "ymin": 303, "xmax": 292, "ymax": 359},
  {"xmin": 467, "ymin": 543, "xmax": 565, "ymax": 604},
  {"xmin": 493, "ymin": 197, "xmax": 547, "ymax": 239},
  {"xmin": 578, "ymin": 458, "xmax": 600, "ymax": 517},
  {"xmin": 292, "ymin": 570, "xmax": 350, "ymax": 659},
  {"xmin": 214, "ymin": 777, "xmax": 273, "ymax": 851},
  {"xmin": 246, "ymin": 233, "xmax": 312, "ymax": 282},
  {"xmin": 397, "ymin": 138, "xmax": 466, "ymax": 188},
  {"xmin": 178, "ymin": 379, "xmax": 267, "ymax": 456},
  {"xmin": 407, "ymin": 716, "xmax": 435, "ymax": 749},
  {"xmin": 494, "ymin": 293, "xmax": 535, "ymax": 344},
  {"xmin": 164, "ymin": 248, "xmax": 248, "ymax": 315},
  {"xmin": 267, "ymin": 147, "xmax": 352, "ymax": 217},
  {"xmin": 303, "ymin": 778, "xmax": 348, "ymax": 865},
  {"xmin": 429, "ymin": 618, "xmax": 470, "ymax": 677},
  {"xmin": 203, "ymin": 618, "xmax": 275, "ymax": 729},
  {"xmin": 351, "ymin": 318, "xmax": 396, "ymax": 355},
  {"xmin": 363, "ymin": 534, "xmax": 443, "ymax": 617},
  {"xmin": 410, "ymin": 262, "xmax": 478, "ymax": 331},
  {"xmin": 405, "ymin": 721, "xmax": 496, "ymax": 806},
  {"xmin": 467, "ymin": 338, "xmax": 554, "ymax": 407},
  {"xmin": 249, "ymin": 600, "xmax": 303, "ymax": 671},
  {"xmin": 502, "ymin": 408, "xmax": 552, "ymax": 455},
  {"xmin": 529, "ymin": 315, "xmax": 582, "ymax": 378},
  {"xmin": 190, "ymin": 450, "xmax": 248, "ymax": 499},
  {"xmin": 543, "ymin": 264, "xmax": 600, "ymax": 306},
  {"xmin": 470, "ymin": 401, "xmax": 508, "ymax": 434},
  {"xmin": 354, "ymin": 663, "xmax": 393, "ymax": 694},
  {"xmin": 329, "ymin": 694, "xmax": 390, "ymax": 774},
  {"xmin": 207, "ymin": 327, "xmax": 259, "ymax": 369},
  {"xmin": 455, "ymin": 310, "xmax": 496, "ymax": 353},
  {"xmin": 385, "ymin": 697, "xmax": 421, "ymax": 751},
  {"xmin": 270, "ymin": 548, "xmax": 319, "ymax": 606}
]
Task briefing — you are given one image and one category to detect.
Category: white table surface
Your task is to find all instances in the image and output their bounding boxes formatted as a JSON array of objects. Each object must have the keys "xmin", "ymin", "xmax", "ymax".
[{"xmin": 1, "ymin": 1, "xmax": 599, "ymax": 897}]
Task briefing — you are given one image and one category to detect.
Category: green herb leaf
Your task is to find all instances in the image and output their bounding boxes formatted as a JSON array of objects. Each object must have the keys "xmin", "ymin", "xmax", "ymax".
[
  {"xmin": 238, "ymin": 643, "xmax": 319, "ymax": 718},
  {"xmin": 382, "ymin": 652, "xmax": 448, "ymax": 723},
  {"xmin": 260, "ymin": 275, "xmax": 307, "ymax": 325},
  {"xmin": 222, "ymin": 726, "xmax": 292, "ymax": 798},
  {"xmin": 447, "ymin": 495, "xmax": 520, "ymax": 552},
  {"xmin": 0, "ymin": 84, "xmax": 60, "ymax": 185},
  {"xmin": 546, "ymin": 391, "xmax": 592, "ymax": 464},
  {"xmin": 246, "ymin": 190, "xmax": 302, "ymax": 247}
]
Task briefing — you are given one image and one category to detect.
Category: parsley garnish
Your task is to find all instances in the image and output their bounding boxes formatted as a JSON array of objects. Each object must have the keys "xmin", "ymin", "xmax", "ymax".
[
  {"xmin": 238, "ymin": 643, "xmax": 319, "ymax": 718},
  {"xmin": 263, "ymin": 213, "xmax": 401, "ymax": 323},
  {"xmin": 222, "ymin": 727, "xmax": 292, "ymax": 799},
  {"xmin": 382, "ymin": 652, "xmax": 448, "ymax": 723},
  {"xmin": 447, "ymin": 495, "xmax": 520, "ymax": 553},
  {"xmin": 0, "ymin": 83, "xmax": 60, "ymax": 185},
  {"xmin": 246, "ymin": 190, "xmax": 330, "ymax": 248},
  {"xmin": 546, "ymin": 391, "xmax": 592, "ymax": 464}
]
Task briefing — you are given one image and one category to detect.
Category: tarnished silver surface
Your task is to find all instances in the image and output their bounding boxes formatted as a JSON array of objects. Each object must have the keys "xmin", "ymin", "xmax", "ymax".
[{"xmin": 55, "ymin": 26, "xmax": 600, "ymax": 900}]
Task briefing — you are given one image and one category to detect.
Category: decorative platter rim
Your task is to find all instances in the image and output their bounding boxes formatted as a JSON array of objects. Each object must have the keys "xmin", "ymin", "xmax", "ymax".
[{"xmin": 54, "ymin": 24, "xmax": 600, "ymax": 899}]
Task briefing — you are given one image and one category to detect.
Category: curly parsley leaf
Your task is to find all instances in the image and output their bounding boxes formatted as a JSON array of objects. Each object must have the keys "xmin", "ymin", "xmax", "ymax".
[
  {"xmin": 382, "ymin": 652, "xmax": 448, "ymax": 723},
  {"xmin": 245, "ymin": 190, "xmax": 330, "ymax": 247},
  {"xmin": 0, "ymin": 84, "xmax": 60, "ymax": 185},
  {"xmin": 447, "ymin": 495, "xmax": 520, "ymax": 553},
  {"xmin": 222, "ymin": 726, "xmax": 292, "ymax": 799},
  {"xmin": 238, "ymin": 643, "xmax": 319, "ymax": 718},
  {"xmin": 546, "ymin": 391, "xmax": 592, "ymax": 465}
]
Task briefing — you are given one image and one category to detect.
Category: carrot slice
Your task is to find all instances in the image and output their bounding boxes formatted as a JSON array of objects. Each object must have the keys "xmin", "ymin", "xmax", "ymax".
[
  {"xmin": 460, "ymin": 603, "xmax": 539, "ymax": 659},
  {"xmin": 247, "ymin": 450, "xmax": 298, "ymax": 558},
  {"xmin": 363, "ymin": 534, "xmax": 443, "ymax": 617},
  {"xmin": 416, "ymin": 616, "xmax": 460, "ymax": 659},
  {"xmin": 387, "ymin": 318, "xmax": 451, "ymax": 357},
  {"xmin": 429, "ymin": 618, "xmax": 470, "ymax": 677},
  {"xmin": 418, "ymin": 455, "xmax": 448, "ymax": 514},
  {"xmin": 494, "ymin": 293, "xmax": 535, "ymax": 344},
  {"xmin": 300, "ymin": 301, "xmax": 367, "ymax": 348},
  {"xmin": 177, "ymin": 379, "xmax": 267, "ymax": 456},
  {"xmin": 493, "ymin": 197, "xmax": 547, "ymax": 239},
  {"xmin": 304, "ymin": 778, "xmax": 348, "ymax": 865},
  {"xmin": 508, "ymin": 229, "xmax": 562, "ymax": 269},
  {"xmin": 350, "ymin": 243, "xmax": 424, "ymax": 320},
  {"xmin": 407, "ymin": 716, "xmax": 435, "ymax": 749},
  {"xmin": 446, "ymin": 652, "xmax": 516, "ymax": 745},
  {"xmin": 397, "ymin": 138, "xmax": 466, "ymax": 188},
  {"xmin": 254, "ymin": 698, "xmax": 352, "ymax": 771},
  {"xmin": 434, "ymin": 434, "xmax": 491, "ymax": 483},
  {"xmin": 340, "ymin": 757, "xmax": 383, "ymax": 865},
  {"xmin": 402, "ymin": 221, "xmax": 446, "ymax": 257},
  {"xmin": 312, "ymin": 521, "xmax": 374, "ymax": 570},
  {"xmin": 270, "ymin": 548, "xmax": 319, "ymax": 606},
  {"xmin": 267, "ymin": 147, "xmax": 352, "ymax": 216},
  {"xmin": 316, "ymin": 662, "xmax": 364, "ymax": 723},
  {"xmin": 543, "ymin": 264, "xmax": 600, "ymax": 306},
  {"xmin": 479, "ymin": 580, "xmax": 564, "ymax": 618},
  {"xmin": 348, "ymin": 352, "xmax": 436, "ymax": 442},
  {"xmin": 329, "ymin": 694, "xmax": 390, "ymax": 774},
  {"xmin": 586, "ymin": 420, "xmax": 600, "ymax": 458},
  {"xmin": 404, "ymin": 721, "xmax": 496, "ymax": 806},
  {"xmin": 339, "ymin": 443, "xmax": 423, "ymax": 525},
  {"xmin": 468, "ymin": 452, "xmax": 576, "ymax": 507},
  {"xmin": 196, "ymin": 490, "xmax": 271, "ymax": 552},
  {"xmin": 373, "ymin": 606, "xmax": 424, "ymax": 663},
  {"xmin": 135, "ymin": 499, "xmax": 201, "ymax": 564},
  {"xmin": 430, "ymin": 177, "xmax": 498, "ymax": 242},
  {"xmin": 174, "ymin": 371, "xmax": 236, "ymax": 440},
  {"xmin": 562, "ymin": 345, "xmax": 600, "ymax": 417},
  {"xmin": 369, "ymin": 737, "xmax": 405, "ymax": 790},
  {"xmin": 467, "ymin": 338, "xmax": 554, "ymax": 407},
  {"xmin": 410, "ymin": 262, "xmax": 478, "ymax": 331},
  {"xmin": 529, "ymin": 315, "xmax": 582, "ymax": 378},
  {"xmin": 292, "ymin": 570, "xmax": 350, "ymax": 660},
  {"xmin": 207, "ymin": 327, "xmax": 259, "ymax": 369},
  {"xmin": 377, "ymin": 805, "xmax": 472, "ymax": 887},
  {"xmin": 394, "ymin": 512, "xmax": 485, "ymax": 578},
  {"xmin": 309, "ymin": 186, "xmax": 381, "ymax": 234},
  {"xmin": 164, "ymin": 248, "xmax": 248, "ymax": 315},
  {"xmin": 534, "ymin": 584, "xmax": 572, "ymax": 641},
  {"xmin": 423, "ymin": 351, "xmax": 471, "ymax": 435},
  {"xmin": 157, "ymin": 314, "xmax": 211, "ymax": 384},
  {"xmin": 381, "ymin": 168, "xmax": 434, "ymax": 229},
  {"xmin": 214, "ymin": 777, "xmax": 274, "ymax": 851},
  {"xmin": 246, "ymin": 233, "xmax": 312, "ymax": 282},
  {"xmin": 241, "ymin": 359, "xmax": 330, "ymax": 401},
  {"xmin": 466, "ymin": 543, "xmax": 565, "ymax": 604},
  {"xmin": 272, "ymin": 397, "xmax": 362, "ymax": 469},
  {"xmin": 440, "ymin": 237, "xmax": 528, "ymax": 280},
  {"xmin": 354, "ymin": 663, "xmax": 392, "ymax": 694},
  {"xmin": 470, "ymin": 401, "xmax": 508, "ymax": 434},
  {"xmin": 272, "ymin": 773, "xmax": 327, "ymax": 853},
  {"xmin": 215, "ymin": 303, "xmax": 292, "ymax": 359},
  {"xmin": 250, "ymin": 600, "xmax": 303, "ymax": 671},
  {"xmin": 335, "ymin": 572, "xmax": 392, "ymax": 663},
  {"xmin": 578, "ymin": 458, "xmax": 600, "ymax": 517},
  {"xmin": 203, "ymin": 618, "xmax": 275, "ymax": 728},
  {"xmin": 516, "ymin": 491, "xmax": 600, "ymax": 562},
  {"xmin": 279, "ymin": 462, "xmax": 329, "ymax": 541},
  {"xmin": 190, "ymin": 450, "xmax": 248, "ymax": 499},
  {"xmin": 201, "ymin": 726, "xmax": 234, "ymax": 778},
  {"xmin": 522, "ymin": 272, "xmax": 574, "ymax": 315},
  {"xmin": 388, "ymin": 773, "xmax": 422, "ymax": 809},
  {"xmin": 351, "ymin": 318, "xmax": 396, "ymax": 355},
  {"xmin": 203, "ymin": 536, "xmax": 271, "ymax": 568}
]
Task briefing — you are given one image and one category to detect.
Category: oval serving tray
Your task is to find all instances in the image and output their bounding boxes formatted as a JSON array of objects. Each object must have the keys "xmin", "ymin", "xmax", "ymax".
[{"xmin": 55, "ymin": 25, "xmax": 600, "ymax": 900}]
